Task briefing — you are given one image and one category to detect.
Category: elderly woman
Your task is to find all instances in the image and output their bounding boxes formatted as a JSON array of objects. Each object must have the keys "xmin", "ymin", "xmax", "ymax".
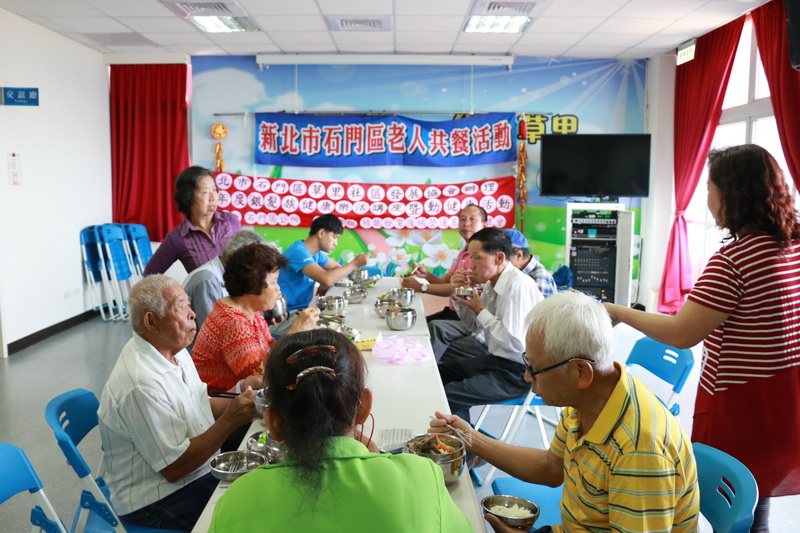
[
  {"xmin": 208, "ymin": 328, "xmax": 471, "ymax": 533},
  {"xmin": 606, "ymin": 144, "xmax": 800, "ymax": 531},
  {"xmin": 144, "ymin": 166, "xmax": 240, "ymax": 276},
  {"xmin": 192, "ymin": 243, "xmax": 319, "ymax": 394}
]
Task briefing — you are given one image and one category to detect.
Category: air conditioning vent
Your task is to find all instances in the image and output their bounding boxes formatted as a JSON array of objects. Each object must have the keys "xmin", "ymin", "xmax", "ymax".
[
  {"xmin": 469, "ymin": 0, "xmax": 550, "ymax": 17},
  {"xmin": 485, "ymin": 2, "xmax": 538, "ymax": 15},
  {"xmin": 325, "ymin": 16, "xmax": 393, "ymax": 31},
  {"xmin": 160, "ymin": 0, "xmax": 249, "ymax": 18}
]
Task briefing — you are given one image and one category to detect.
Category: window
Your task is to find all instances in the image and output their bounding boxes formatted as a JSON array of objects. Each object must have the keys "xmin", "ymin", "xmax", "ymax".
[{"xmin": 685, "ymin": 18, "xmax": 791, "ymax": 281}]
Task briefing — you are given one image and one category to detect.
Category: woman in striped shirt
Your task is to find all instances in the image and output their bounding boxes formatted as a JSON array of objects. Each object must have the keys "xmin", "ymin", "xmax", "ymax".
[{"xmin": 606, "ymin": 144, "xmax": 800, "ymax": 532}]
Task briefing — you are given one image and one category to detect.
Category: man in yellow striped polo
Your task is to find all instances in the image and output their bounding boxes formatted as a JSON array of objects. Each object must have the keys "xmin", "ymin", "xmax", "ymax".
[{"xmin": 430, "ymin": 290, "xmax": 699, "ymax": 532}]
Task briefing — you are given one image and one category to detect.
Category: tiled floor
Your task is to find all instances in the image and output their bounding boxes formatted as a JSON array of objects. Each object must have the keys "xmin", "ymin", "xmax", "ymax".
[{"xmin": 1, "ymin": 316, "xmax": 798, "ymax": 531}]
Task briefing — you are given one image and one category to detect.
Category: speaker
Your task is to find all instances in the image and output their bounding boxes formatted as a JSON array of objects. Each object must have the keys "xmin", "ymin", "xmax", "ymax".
[{"xmin": 786, "ymin": 0, "xmax": 800, "ymax": 70}]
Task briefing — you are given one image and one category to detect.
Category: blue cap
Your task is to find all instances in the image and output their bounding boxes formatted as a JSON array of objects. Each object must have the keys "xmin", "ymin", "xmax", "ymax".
[{"xmin": 503, "ymin": 229, "xmax": 528, "ymax": 248}]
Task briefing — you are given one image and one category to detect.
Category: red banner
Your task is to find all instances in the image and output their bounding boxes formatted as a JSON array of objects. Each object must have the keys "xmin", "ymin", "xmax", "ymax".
[{"xmin": 214, "ymin": 172, "xmax": 516, "ymax": 230}]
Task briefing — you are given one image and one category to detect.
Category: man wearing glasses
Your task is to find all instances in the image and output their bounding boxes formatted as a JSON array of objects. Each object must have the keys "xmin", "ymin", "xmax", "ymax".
[{"xmin": 429, "ymin": 290, "xmax": 699, "ymax": 533}]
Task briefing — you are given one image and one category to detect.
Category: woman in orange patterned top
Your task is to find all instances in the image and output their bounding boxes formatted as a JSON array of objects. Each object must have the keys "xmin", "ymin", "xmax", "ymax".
[{"xmin": 192, "ymin": 243, "xmax": 320, "ymax": 393}]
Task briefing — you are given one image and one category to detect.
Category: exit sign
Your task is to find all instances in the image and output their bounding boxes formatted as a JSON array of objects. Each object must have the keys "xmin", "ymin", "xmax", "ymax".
[{"xmin": 1, "ymin": 87, "xmax": 39, "ymax": 106}]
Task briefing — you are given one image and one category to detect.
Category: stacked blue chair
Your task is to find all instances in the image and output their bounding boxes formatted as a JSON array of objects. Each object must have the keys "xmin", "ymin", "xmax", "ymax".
[
  {"xmin": 80, "ymin": 226, "xmax": 125, "ymax": 322},
  {"xmin": 123, "ymin": 224, "xmax": 152, "ymax": 278},
  {"xmin": 0, "ymin": 442, "xmax": 68, "ymax": 533},
  {"xmin": 44, "ymin": 389, "xmax": 181, "ymax": 533},
  {"xmin": 694, "ymin": 443, "xmax": 758, "ymax": 533},
  {"xmin": 625, "ymin": 336, "xmax": 694, "ymax": 416},
  {"xmin": 97, "ymin": 224, "xmax": 134, "ymax": 320}
]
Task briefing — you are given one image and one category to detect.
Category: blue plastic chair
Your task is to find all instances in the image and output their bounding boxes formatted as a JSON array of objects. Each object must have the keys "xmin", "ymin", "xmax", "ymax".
[
  {"xmin": 44, "ymin": 389, "xmax": 181, "ymax": 533},
  {"xmin": 471, "ymin": 390, "xmax": 559, "ymax": 486},
  {"xmin": 694, "ymin": 443, "xmax": 758, "ymax": 533},
  {"xmin": 123, "ymin": 224, "xmax": 152, "ymax": 277},
  {"xmin": 491, "ymin": 477, "xmax": 563, "ymax": 528},
  {"xmin": 625, "ymin": 336, "xmax": 694, "ymax": 416},
  {"xmin": 0, "ymin": 442, "xmax": 68, "ymax": 533}
]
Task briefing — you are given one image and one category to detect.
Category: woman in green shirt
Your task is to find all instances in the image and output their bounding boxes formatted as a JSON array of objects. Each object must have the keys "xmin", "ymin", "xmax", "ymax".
[{"xmin": 209, "ymin": 329, "xmax": 471, "ymax": 533}]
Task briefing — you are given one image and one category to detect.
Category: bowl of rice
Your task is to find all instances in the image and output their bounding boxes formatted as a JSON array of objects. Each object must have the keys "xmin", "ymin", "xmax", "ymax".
[{"xmin": 481, "ymin": 495, "xmax": 540, "ymax": 528}]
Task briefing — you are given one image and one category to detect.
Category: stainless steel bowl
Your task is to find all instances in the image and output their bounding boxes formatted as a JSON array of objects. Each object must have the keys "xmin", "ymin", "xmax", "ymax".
[
  {"xmin": 374, "ymin": 298, "xmax": 400, "ymax": 318},
  {"xmin": 338, "ymin": 324, "xmax": 360, "ymax": 340},
  {"xmin": 453, "ymin": 286, "xmax": 475, "ymax": 300},
  {"xmin": 317, "ymin": 295, "xmax": 346, "ymax": 315},
  {"xmin": 403, "ymin": 433, "xmax": 466, "ymax": 486},
  {"xmin": 265, "ymin": 296, "xmax": 287, "ymax": 319},
  {"xmin": 349, "ymin": 268, "xmax": 370, "ymax": 283},
  {"xmin": 209, "ymin": 451, "xmax": 265, "ymax": 481},
  {"xmin": 385, "ymin": 287, "xmax": 415, "ymax": 307},
  {"xmin": 362, "ymin": 273, "xmax": 382, "ymax": 287},
  {"xmin": 385, "ymin": 307, "xmax": 416, "ymax": 331},
  {"xmin": 481, "ymin": 495, "xmax": 540, "ymax": 528},
  {"xmin": 343, "ymin": 285, "xmax": 368, "ymax": 304},
  {"xmin": 254, "ymin": 388, "xmax": 268, "ymax": 419},
  {"xmin": 335, "ymin": 278, "xmax": 354, "ymax": 287},
  {"xmin": 246, "ymin": 430, "xmax": 286, "ymax": 464}
]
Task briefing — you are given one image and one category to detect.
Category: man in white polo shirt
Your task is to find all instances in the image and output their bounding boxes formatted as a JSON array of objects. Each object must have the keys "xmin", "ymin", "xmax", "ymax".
[{"xmin": 98, "ymin": 275, "xmax": 259, "ymax": 531}]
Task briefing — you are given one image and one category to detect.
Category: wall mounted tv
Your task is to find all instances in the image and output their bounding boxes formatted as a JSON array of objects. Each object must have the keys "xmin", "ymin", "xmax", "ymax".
[{"xmin": 539, "ymin": 133, "xmax": 651, "ymax": 198}]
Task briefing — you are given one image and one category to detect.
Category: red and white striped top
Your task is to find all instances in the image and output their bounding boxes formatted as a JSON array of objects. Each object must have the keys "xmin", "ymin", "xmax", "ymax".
[{"xmin": 688, "ymin": 233, "xmax": 800, "ymax": 394}]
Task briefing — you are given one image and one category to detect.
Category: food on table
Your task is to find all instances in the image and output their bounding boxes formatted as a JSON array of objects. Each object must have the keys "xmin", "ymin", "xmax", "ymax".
[{"xmin": 407, "ymin": 434, "xmax": 456, "ymax": 455}]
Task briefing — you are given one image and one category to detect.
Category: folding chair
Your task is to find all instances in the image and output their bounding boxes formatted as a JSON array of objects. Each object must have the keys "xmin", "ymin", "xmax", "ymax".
[
  {"xmin": 0, "ymin": 442, "xmax": 68, "ymax": 533},
  {"xmin": 122, "ymin": 224, "xmax": 152, "ymax": 278},
  {"xmin": 625, "ymin": 336, "xmax": 694, "ymax": 416},
  {"xmin": 80, "ymin": 226, "xmax": 124, "ymax": 322},
  {"xmin": 471, "ymin": 390, "xmax": 560, "ymax": 486},
  {"xmin": 694, "ymin": 443, "xmax": 758, "ymax": 533},
  {"xmin": 98, "ymin": 225, "xmax": 134, "ymax": 320},
  {"xmin": 44, "ymin": 389, "xmax": 180, "ymax": 533}
]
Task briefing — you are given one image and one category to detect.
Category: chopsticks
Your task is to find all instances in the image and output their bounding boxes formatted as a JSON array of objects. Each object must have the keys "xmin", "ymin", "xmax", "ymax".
[
  {"xmin": 429, "ymin": 416, "xmax": 473, "ymax": 446},
  {"xmin": 209, "ymin": 390, "xmax": 239, "ymax": 399}
]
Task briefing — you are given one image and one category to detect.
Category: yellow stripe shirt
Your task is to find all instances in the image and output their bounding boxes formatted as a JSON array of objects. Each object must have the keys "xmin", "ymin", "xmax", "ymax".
[{"xmin": 551, "ymin": 363, "xmax": 699, "ymax": 533}]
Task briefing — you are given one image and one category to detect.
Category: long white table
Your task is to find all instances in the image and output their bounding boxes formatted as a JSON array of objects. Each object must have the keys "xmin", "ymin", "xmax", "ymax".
[{"xmin": 192, "ymin": 277, "xmax": 486, "ymax": 532}]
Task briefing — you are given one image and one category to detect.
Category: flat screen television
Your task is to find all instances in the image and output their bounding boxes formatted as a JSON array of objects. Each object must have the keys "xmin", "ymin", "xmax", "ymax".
[{"xmin": 539, "ymin": 133, "xmax": 651, "ymax": 198}]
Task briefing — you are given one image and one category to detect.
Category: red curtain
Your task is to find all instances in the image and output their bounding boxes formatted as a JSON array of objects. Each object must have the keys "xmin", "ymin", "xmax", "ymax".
[
  {"xmin": 753, "ymin": 0, "xmax": 800, "ymax": 187},
  {"xmin": 658, "ymin": 17, "xmax": 745, "ymax": 313},
  {"xmin": 110, "ymin": 64, "xmax": 190, "ymax": 241}
]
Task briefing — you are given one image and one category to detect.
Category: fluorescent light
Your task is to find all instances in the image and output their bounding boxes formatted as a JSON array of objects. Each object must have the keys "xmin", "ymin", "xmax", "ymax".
[
  {"xmin": 464, "ymin": 16, "xmax": 531, "ymax": 33},
  {"xmin": 676, "ymin": 38, "xmax": 697, "ymax": 65},
  {"xmin": 190, "ymin": 15, "xmax": 258, "ymax": 33},
  {"xmin": 255, "ymin": 53, "xmax": 514, "ymax": 67}
]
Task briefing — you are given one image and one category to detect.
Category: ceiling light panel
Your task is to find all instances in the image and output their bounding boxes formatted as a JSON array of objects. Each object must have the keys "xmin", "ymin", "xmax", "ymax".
[{"xmin": 465, "ymin": 16, "xmax": 531, "ymax": 33}]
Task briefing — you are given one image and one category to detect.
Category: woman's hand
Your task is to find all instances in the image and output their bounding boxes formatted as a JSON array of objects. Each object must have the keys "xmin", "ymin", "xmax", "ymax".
[{"xmin": 289, "ymin": 306, "xmax": 320, "ymax": 333}]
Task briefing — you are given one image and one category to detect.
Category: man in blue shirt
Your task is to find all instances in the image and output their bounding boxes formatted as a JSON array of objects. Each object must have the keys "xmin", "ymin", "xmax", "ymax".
[
  {"xmin": 503, "ymin": 229, "xmax": 557, "ymax": 298},
  {"xmin": 272, "ymin": 215, "xmax": 368, "ymax": 336}
]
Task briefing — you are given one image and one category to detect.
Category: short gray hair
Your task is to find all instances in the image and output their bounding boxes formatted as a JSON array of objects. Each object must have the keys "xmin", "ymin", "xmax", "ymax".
[
  {"xmin": 221, "ymin": 230, "xmax": 267, "ymax": 264},
  {"xmin": 525, "ymin": 290, "xmax": 614, "ymax": 372},
  {"xmin": 130, "ymin": 275, "xmax": 181, "ymax": 335}
]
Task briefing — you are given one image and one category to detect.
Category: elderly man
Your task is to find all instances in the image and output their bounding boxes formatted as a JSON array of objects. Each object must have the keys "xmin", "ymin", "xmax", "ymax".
[
  {"xmin": 430, "ymin": 290, "xmax": 700, "ymax": 533},
  {"xmin": 434, "ymin": 228, "xmax": 544, "ymax": 421},
  {"xmin": 98, "ymin": 275, "xmax": 259, "ymax": 531},
  {"xmin": 503, "ymin": 229, "xmax": 557, "ymax": 298},
  {"xmin": 402, "ymin": 204, "xmax": 488, "ymax": 321},
  {"xmin": 183, "ymin": 229, "xmax": 267, "ymax": 348}
]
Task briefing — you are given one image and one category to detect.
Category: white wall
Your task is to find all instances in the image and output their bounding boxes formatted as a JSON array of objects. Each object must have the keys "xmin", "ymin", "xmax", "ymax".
[
  {"xmin": 639, "ymin": 53, "xmax": 677, "ymax": 308},
  {"xmin": 0, "ymin": 8, "xmax": 112, "ymax": 347}
]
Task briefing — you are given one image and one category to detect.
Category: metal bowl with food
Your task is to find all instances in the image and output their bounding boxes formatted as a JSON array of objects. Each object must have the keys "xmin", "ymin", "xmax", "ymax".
[
  {"xmin": 265, "ymin": 296, "xmax": 287, "ymax": 319},
  {"xmin": 335, "ymin": 278, "xmax": 354, "ymax": 288},
  {"xmin": 481, "ymin": 495, "xmax": 540, "ymax": 528},
  {"xmin": 254, "ymin": 387, "xmax": 269, "ymax": 419},
  {"xmin": 316, "ymin": 295, "xmax": 346, "ymax": 316},
  {"xmin": 209, "ymin": 450, "xmax": 265, "ymax": 482},
  {"xmin": 403, "ymin": 433, "xmax": 466, "ymax": 485},
  {"xmin": 385, "ymin": 306, "xmax": 416, "ymax": 331},
  {"xmin": 453, "ymin": 286, "xmax": 475, "ymax": 300},
  {"xmin": 374, "ymin": 297, "xmax": 400, "ymax": 318},
  {"xmin": 362, "ymin": 273, "xmax": 382, "ymax": 287},
  {"xmin": 246, "ymin": 430, "xmax": 286, "ymax": 464},
  {"xmin": 343, "ymin": 285, "xmax": 368, "ymax": 304},
  {"xmin": 380, "ymin": 287, "xmax": 414, "ymax": 307}
]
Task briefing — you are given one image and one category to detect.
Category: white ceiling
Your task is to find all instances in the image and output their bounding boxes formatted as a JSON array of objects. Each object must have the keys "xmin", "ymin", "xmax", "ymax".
[{"xmin": 0, "ymin": 0, "xmax": 769, "ymax": 60}]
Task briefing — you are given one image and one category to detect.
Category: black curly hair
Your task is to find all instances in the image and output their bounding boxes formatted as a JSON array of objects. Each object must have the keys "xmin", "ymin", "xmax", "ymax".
[{"xmin": 223, "ymin": 243, "xmax": 287, "ymax": 297}]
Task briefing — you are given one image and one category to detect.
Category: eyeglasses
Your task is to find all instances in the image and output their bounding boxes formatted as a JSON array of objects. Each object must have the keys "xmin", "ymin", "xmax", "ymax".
[{"xmin": 521, "ymin": 353, "xmax": 595, "ymax": 378}]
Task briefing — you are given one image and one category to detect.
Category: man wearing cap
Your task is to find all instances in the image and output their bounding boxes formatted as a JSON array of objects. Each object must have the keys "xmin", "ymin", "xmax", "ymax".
[{"xmin": 503, "ymin": 229, "xmax": 557, "ymax": 299}]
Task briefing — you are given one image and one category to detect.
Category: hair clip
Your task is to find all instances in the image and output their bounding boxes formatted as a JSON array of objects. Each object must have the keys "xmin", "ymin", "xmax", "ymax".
[
  {"xmin": 286, "ymin": 345, "xmax": 336, "ymax": 365},
  {"xmin": 286, "ymin": 366, "xmax": 336, "ymax": 390}
]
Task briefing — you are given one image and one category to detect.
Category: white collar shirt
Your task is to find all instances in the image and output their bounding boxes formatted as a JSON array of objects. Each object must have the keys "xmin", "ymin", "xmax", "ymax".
[
  {"xmin": 98, "ymin": 333, "xmax": 215, "ymax": 515},
  {"xmin": 455, "ymin": 263, "xmax": 544, "ymax": 362}
]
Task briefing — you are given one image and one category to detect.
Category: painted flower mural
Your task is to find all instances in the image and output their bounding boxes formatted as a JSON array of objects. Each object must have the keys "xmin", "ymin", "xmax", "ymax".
[{"xmin": 421, "ymin": 242, "xmax": 460, "ymax": 271}]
